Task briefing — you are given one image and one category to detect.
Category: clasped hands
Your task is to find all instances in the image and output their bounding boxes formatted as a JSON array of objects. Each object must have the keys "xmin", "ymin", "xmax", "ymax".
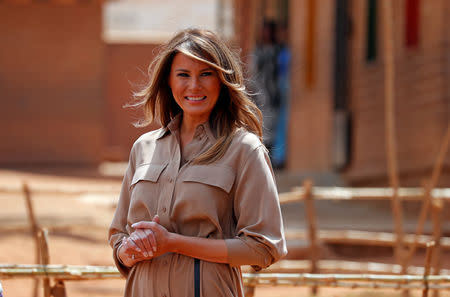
[{"xmin": 118, "ymin": 215, "xmax": 172, "ymax": 267}]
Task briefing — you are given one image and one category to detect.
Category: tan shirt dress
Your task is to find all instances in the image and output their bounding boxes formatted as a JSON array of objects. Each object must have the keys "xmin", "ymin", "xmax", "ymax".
[{"xmin": 109, "ymin": 115, "xmax": 287, "ymax": 297}]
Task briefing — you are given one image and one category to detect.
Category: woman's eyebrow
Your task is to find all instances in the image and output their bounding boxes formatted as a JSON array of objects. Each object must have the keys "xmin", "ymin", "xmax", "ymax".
[{"xmin": 174, "ymin": 67, "xmax": 215, "ymax": 72}]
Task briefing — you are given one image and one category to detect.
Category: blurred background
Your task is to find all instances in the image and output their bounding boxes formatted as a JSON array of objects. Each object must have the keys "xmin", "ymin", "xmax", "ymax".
[
  {"xmin": 0, "ymin": 0, "xmax": 449, "ymax": 187},
  {"xmin": 0, "ymin": 0, "xmax": 449, "ymax": 296}
]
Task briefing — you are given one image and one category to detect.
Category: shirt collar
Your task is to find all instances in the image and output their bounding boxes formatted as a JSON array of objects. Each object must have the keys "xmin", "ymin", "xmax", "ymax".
[
  {"xmin": 156, "ymin": 113, "xmax": 217, "ymax": 142},
  {"xmin": 194, "ymin": 120, "xmax": 217, "ymax": 142},
  {"xmin": 155, "ymin": 113, "xmax": 182, "ymax": 140}
]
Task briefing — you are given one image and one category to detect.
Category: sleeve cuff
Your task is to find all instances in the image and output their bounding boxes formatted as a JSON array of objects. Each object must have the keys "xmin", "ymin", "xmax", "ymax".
[
  {"xmin": 225, "ymin": 237, "xmax": 271, "ymax": 269},
  {"xmin": 112, "ymin": 236, "xmax": 131, "ymax": 277}
]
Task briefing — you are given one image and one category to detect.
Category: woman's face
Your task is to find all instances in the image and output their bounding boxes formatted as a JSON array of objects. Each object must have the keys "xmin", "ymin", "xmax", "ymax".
[{"xmin": 169, "ymin": 52, "xmax": 221, "ymax": 124}]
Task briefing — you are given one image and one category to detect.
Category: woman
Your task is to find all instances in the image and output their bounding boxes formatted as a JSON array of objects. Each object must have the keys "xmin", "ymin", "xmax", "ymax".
[{"xmin": 109, "ymin": 28, "xmax": 287, "ymax": 297}]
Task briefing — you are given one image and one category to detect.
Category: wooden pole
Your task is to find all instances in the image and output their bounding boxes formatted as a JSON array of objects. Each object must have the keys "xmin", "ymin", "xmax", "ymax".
[
  {"xmin": 405, "ymin": 123, "xmax": 450, "ymax": 265},
  {"xmin": 381, "ymin": 0, "xmax": 407, "ymax": 277},
  {"xmin": 431, "ymin": 199, "xmax": 443, "ymax": 297},
  {"xmin": 2, "ymin": 264, "xmax": 450, "ymax": 289},
  {"xmin": 283, "ymin": 229, "xmax": 450, "ymax": 250},
  {"xmin": 303, "ymin": 179, "xmax": 319, "ymax": 295},
  {"xmin": 40, "ymin": 228, "xmax": 51, "ymax": 297},
  {"xmin": 422, "ymin": 241, "xmax": 435, "ymax": 297},
  {"xmin": 279, "ymin": 186, "xmax": 450, "ymax": 204},
  {"xmin": 242, "ymin": 259, "xmax": 450, "ymax": 275},
  {"xmin": 23, "ymin": 182, "xmax": 52, "ymax": 297},
  {"xmin": 23, "ymin": 182, "xmax": 41, "ymax": 297}
]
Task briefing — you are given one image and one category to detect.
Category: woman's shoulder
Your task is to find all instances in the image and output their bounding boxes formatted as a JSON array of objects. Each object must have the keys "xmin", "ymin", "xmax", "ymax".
[
  {"xmin": 130, "ymin": 127, "xmax": 167, "ymax": 152},
  {"xmin": 134, "ymin": 127, "xmax": 166, "ymax": 144},
  {"xmin": 230, "ymin": 128, "xmax": 265, "ymax": 154}
]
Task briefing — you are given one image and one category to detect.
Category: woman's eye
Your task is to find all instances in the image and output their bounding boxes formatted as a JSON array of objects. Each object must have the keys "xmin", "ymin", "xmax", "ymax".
[
  {"xmin": 201, "ymin": 72, "xmax": 213, "ymax": 76},
  {"xmin": 177, "ymin": 73, "xmax": 189, "ymax": 77}
]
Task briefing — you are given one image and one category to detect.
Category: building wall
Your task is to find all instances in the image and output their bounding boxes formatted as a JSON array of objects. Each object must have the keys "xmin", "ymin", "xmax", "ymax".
[
  {"xmin": 0, "ymin": 3, "xmax": 160, "ymax": 164},
  {"xmin": 0, "ymin": 3, "xmax": 105, "ymax": 165},
  {"xmin": 2, "ymin": 0, "xmax": 448, "ymax": 188},
  {"xmin": 344, "ymin": 0, "xmax": 450, "ymax": 186},
  {"xmin": 103, "ymin": 44, "xmax": 161, "ymax": 161},
  {"xmin": 287, "ymin": 0, "xmax": 335, "ymax": 171}
]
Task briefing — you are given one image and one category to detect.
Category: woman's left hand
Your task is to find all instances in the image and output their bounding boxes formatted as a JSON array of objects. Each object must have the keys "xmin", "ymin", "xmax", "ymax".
[{"xmin": 132, "ymin": 215, "xmax": 173, "ymax": 257}]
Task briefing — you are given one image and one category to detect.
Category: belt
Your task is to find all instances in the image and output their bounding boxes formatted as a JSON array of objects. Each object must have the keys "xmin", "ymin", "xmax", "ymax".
[{"xmin": 194, "ymin": 258, "xmax": 200, "ymax": 297}]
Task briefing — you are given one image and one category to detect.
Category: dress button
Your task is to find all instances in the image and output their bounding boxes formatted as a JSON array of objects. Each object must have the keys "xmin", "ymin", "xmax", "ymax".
[
  {"xmin": 169, "ymin": 178, "xmax": 174, "ymax": 183},
  {"xmin": 162, "ymin": 207, "xmax": 167, "ymax": 213}
]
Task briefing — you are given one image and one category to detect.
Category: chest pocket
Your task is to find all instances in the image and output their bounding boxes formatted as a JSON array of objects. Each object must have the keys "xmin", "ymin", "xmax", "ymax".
[
  {"xmin": 182, "ymin": 165, "xmax": 235, "ymax": 194},
  {"xmin": 130, "ymin": 163, "xmax": 167, "ymax": 189}
]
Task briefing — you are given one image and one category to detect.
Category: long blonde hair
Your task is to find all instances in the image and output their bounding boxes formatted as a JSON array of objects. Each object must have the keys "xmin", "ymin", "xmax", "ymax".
[{"xmin": 130, "ymin": 28, "xmax": 263, "ymax": 164}]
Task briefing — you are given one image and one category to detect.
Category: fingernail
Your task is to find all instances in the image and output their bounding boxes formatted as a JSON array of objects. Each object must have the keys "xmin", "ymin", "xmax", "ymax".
[
  {"xmin": 153, "ymin": 246, "xmax": 157, "ymax": 252},
  {"xmin": 136, "ymin": 248, "xmax": 141, "ymax": 252},
  {"xmin": 144, "ymin": 252, "xmax": 148, "ymax": 257},
  {"xmin": 149, "ymin": 251, "xmax": 153, "ymax": 257}
]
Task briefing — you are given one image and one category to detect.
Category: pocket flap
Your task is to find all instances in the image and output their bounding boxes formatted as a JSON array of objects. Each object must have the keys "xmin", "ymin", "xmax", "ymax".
[
  {"xmin": 183, "ymin": 165, "xmax": 235, "ymax": 193},
  {"xmin": 131, "ymin": 163, "xmax": 167, "ymax": 187}
]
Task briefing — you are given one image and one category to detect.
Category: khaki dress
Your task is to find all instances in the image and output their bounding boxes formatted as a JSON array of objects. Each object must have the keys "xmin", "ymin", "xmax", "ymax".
[{"xmin": 109, "ymin": 115, "xmax": 287, "ymax": 297}]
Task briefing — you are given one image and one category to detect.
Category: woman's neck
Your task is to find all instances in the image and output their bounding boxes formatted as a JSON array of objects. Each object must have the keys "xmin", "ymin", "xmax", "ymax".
[{"xmin": 179, "ymin": 114, "xmax": 208, "ymax": 148}]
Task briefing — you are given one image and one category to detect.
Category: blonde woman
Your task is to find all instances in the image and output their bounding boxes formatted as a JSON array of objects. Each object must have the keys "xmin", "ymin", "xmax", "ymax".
[{"xmin": 109, "ymin": 28, "xmax": 287, "ymax": 297}]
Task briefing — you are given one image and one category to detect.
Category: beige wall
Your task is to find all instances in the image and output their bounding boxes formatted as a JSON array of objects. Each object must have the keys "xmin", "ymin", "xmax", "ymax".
[
  {"xmin": 0, "ymin": 3, "xmax": 105, "ymax": 165},
  {"xmin": 344, "ymin": 0, "xmax": 450, "ymax": 186},
  {"xmin": 103, "ymin": 44, "xmax": 161, "ymax": 161},
  {"xmin": 287, "ymin": 0, "xmax": 335, "ymax": 171},
  {"xmin": 0, "ymin": 3, "xmax": 160, "ymax": 164}
]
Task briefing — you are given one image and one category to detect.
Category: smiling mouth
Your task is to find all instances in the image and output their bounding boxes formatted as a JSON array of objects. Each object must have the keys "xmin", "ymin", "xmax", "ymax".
[{"xmin": 185, "ymin": 96, "xmax": 206, "ymax": 101}]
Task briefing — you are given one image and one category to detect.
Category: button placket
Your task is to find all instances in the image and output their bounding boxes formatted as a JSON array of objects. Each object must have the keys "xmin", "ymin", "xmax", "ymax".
[
  {"xmin": 159, "ymin": 137, "xmax": 179, "ymax": 226},
  {"xmin": 161, "ymin": 166, "xmax": 177, "ymax": 217}
]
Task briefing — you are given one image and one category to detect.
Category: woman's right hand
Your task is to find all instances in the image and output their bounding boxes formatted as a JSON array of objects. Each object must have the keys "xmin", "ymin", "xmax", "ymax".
[
  {"xmin": 117, "ymin": 236, "xmax": 150, "ymax": 267},
  {"xmin": 118, "ymin": 216, "xmax": 159, "ymax": 267}
]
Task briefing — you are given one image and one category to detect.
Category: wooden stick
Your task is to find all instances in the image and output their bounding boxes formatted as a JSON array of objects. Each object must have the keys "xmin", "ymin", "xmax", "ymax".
[
  {"xmin": 39, "ymin": 228, "xmax": 51, "ymax": 297},
  {"xmin": 405, "ymin": 123, "xmax": 450, "ymax": 266},
  {"xmin": 279, "ymin": 186, "xmax": 450, "ymax": 204},
  {"xmin": 242, "ymin": 259, "xmax": 450, "ymax": 275},
  {"xmin": 422, "ymin": 241, "xmax": 435, "ymax": 297},
  {"xmin": 6, "ymin": 183, "xmax": 450, "ymax": 201},
  {"xmin": 242, "ymin": 272, "xmax": 450, "ymax": 289},
  {"xmin": 382, "ymin": 0, "xmax": 399, "ymax": 191},
  {"xmin": 428, "ymin": 124, "xmax": 450, "ymax": 196},
  {"xmin": 1, "ymin": 264, "xmax": 450, "ymax": 289},
  {"xmin": 431, "ymin": 200, "xmax": 443, "ymax": 297},
  {"xmin": 381, "ymin": 0, "xmax": 407, "ymax": 278},
  {"xmin": 23, "ymin": 182, "xmax": 41, "ymax": 297},
  {"xmin": 284, "ymin": 229, "xmax": 450, "ymax": 250},
  {"xmin": 303, "ymin": 179, "xmax": 318, "ymax": 295},
  {"xmin": 0, "ymin": 264, "xmax": 121, "ymax": 280}
]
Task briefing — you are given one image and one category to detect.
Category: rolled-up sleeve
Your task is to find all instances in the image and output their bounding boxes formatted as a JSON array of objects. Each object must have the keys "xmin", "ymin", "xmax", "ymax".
[
  {"xmin": 225, "ymin": 145, "xmax": 287, "ymax": 270},
  {"xmin": 108, "ymin": 146, "xmax": 136, "ymax": 277}
]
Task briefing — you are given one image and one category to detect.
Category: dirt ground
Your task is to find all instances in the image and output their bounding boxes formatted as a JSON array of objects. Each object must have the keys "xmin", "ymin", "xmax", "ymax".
[{"xmin": 0, "ymin": 168, "xmax": 449, "ymax": 297}]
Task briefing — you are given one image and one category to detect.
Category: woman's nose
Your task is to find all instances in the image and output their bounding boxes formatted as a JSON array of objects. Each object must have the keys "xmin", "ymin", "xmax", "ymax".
[{"xmin": 188, "ymin": 77, "xmax": 201, "ymax": 90}]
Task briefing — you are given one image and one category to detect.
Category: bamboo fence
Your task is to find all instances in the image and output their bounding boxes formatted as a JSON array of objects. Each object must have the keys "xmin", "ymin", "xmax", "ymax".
[
  {"xmin": 1, "ymin": 264, "xmax": 450, "ymax": 290},
  {"xmin": 1, "ymin": 182, "xmax": 448, "ymax": 297}
]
